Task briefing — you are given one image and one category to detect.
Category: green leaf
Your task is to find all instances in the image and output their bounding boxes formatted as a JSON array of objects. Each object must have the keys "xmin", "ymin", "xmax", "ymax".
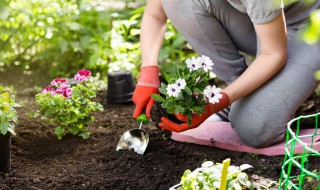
[
  {"xmin": 54, "ymin": 127, "xmax": 65, "ymax": 140},
  {"xmin": 44, "ymin": 107, "xmax": 56, "ymax": 116},
  {"xmin": 193, "ymin": 88, "xmax": 203, "ymax": 94},
  {"xmin": 151, "ymin": 94, "xmax": 165, "ymax": 102},
  {"xmin": 192, "ymin": 106, "xmax": 204, "ymax": 114},
  {"xmin": 163, "ymin": 72, "xmax": 171, "ymax": 83},
  {"xmin": 162, "ymin": 100, "xmax": 170, "ymax": 109},
  {"xmin": 174, "ymin": 105, "xmax": 186, "ymax": 114},
  {"xmin": 50, "ymin": 99, "xmax": 57, "ymax": 105},
  {"xmin": 79, "ymin": 131, "xmax": 90, "ymax": 139},
  {"xmin": 159, "ymin": 85, "xmax": 167, "ymax": 96},
  {"xmin": 172, "ymin": 35, "xmax": 186, "ymax": 48},
  {"xmin": 184, "ymin": 86, "xmax": 192, "ymax": 95}
]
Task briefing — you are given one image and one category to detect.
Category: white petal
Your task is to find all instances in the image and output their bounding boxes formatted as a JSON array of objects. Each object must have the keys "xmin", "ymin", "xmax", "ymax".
[
  {"xmin": 201, "ymin": 161, "xmax": 214, "ymax": 168},
  {"xmin": 240, "ymin": 164, "xmax": 253, "ymax": 171},
  {"xmin": 7, "ymin": 128, "xmax": 16, "ymax": 136}
]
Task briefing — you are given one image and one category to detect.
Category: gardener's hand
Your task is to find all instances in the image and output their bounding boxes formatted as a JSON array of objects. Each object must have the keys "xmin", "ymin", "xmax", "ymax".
[
  {"xmin": 132, "ymin": 66, "xmax": 160, "ymax": 119},
  {"xmin": 159, "ymin": 92, "xmax": 230, "ymax": 132}
]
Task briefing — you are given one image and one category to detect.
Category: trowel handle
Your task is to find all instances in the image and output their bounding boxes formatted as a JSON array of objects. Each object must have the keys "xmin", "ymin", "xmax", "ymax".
[{"xmin": 137, "ymin": 114, "xmax": 148, "ymax": 124}]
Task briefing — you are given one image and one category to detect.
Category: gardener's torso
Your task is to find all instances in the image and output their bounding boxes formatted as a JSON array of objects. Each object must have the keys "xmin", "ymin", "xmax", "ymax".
[{"xmin": 226, "ymin": 0, "xmax": 320, "ymax": 28}]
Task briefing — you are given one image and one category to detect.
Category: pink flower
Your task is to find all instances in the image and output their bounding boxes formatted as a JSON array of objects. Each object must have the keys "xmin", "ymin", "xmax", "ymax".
[
  {"xmin": 54, "ymin": 83, "xmax": 72, "ymax": 98},
  {"xmin": 42, "ymin": 86, "xmax": 55, "ymax": 94},
  {"xmin": 63, "ymin": 88, "xmax": 73, "ymax": 98},
  {"xmin": 51, "ymin": 78, "xmax": 67, "ymax": 86},
  {"xmin": 74, "ymin": 69, "xmax": 91, "ymax": 82}
]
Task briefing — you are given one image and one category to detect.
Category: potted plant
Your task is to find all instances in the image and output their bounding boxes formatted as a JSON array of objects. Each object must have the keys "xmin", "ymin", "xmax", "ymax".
[
  {"xmin": 0, "ymin": 92, "xmax": 20, "ymax": 172},
  {"xmin": 151, "ymin": 55, "xmax": 222, "ymax": 127},
  {"xmin": 35, "ymin": 69, "xmax": 104, "ymax": 140}
]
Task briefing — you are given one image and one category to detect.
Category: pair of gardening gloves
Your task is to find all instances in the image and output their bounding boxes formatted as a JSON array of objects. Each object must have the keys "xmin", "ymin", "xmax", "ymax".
[{"xmin": 132, "ymin": 66, "xmax": 230, "ymax": 132}]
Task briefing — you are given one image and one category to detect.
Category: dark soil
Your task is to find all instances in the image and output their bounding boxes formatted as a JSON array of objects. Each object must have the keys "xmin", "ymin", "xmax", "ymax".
[
  {"xmin": 150, "ymin": 101, "xmax": 183, "ymax": 129},
  {"xmin": 0, "ymin": 74, "xmax": 319, "ymax": 190}
]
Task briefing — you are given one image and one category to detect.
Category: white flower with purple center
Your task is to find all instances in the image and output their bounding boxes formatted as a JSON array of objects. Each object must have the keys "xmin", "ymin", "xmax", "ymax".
[
  {"xmin": 199, "ymin": 55, "xmax": 214, "ymax": 72},
  {"xmin": 186, "ymin": 56, "xmax": 201, "ymax": 71},
  {"xmin": 166, "ymin": 83, "xmax": 180, "ymax": 97},
  {"xmin": 175, "ymin": 78, "xmax": 186, "ymax": 90},
  {"xmin": 203, "ymin": 85, "xmax": 223, "ymax": 104}
]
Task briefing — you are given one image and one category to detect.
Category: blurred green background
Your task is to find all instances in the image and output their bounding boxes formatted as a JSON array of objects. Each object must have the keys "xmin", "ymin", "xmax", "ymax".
[{"xmin": 0, "ymin": 0, "xmax": 319, "ymax": 89}]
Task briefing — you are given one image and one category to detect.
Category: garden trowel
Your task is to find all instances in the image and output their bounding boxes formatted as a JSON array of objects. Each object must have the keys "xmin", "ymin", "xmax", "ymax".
[{"xmin": 116, "ymin": 114, "xmax": 149, "ymax": 155}]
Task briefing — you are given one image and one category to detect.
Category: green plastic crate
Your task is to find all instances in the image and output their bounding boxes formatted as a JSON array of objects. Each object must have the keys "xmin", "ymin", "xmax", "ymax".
[{"xmin": 279, "ymin": 113, "xmax": 320, "ymax": 190}]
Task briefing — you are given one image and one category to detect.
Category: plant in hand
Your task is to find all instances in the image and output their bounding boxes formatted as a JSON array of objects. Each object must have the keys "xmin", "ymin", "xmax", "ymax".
[
  {"xmin": 151, "ymin": 55, "xmax": 223, "ymax": 125},
  {"xmin": 0, "ymin": 94, "xmax": 20, "ymax": 136},
  {"xmin": 35, "ymin": 69, "xmax": 104, "ymax": 140},
  {"xmin": 177, "ymin": 161, "xmax": 254, "ymax": 190}
]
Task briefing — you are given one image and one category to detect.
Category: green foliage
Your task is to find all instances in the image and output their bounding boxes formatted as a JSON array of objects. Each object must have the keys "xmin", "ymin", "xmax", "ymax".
[
  {"xmin": 0, "ymin": 0, "xmax": 193, "ymax": 81},
  {"xmin": 0, "ymin": 94, "xmax": 20, "ymax": 135},
  {"xmin": 35, "ymin": 73, "xmax": 103, "ymax": 140},
  {"xmin": 0, "ymin": 0, "xmax": 141, "ymax": 78},
  {"xmin": 0, "ymin": 84, "xmax": 16, "ymax": 95},
  {"xmin": 178, "ymin": 161, "xmax": 254, "ymax": 190},
  {"xmin": 301, "ymin": 10, "xmax": 320, "ymax": 45}
]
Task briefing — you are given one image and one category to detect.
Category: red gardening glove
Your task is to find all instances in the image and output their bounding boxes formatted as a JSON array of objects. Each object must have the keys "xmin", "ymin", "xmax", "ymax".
[
  {"xmin": 158, "ymin": 92, "xmax": 230, "ymax": 132},
  {"xmin": 132, "ymin": 66, "xmax": 160, "ymax": 119}
]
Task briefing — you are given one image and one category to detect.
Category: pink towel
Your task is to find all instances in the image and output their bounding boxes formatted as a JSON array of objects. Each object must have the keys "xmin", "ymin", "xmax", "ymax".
[{"xmin": 171, "ymin": 121, "xmax": 320, "ymax": 156}]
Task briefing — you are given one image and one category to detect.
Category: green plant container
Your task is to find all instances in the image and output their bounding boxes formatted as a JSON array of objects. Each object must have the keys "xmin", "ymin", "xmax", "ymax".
[{"xmin": 279, "ymin": 113, "xmax": 320, "ymax": 190}]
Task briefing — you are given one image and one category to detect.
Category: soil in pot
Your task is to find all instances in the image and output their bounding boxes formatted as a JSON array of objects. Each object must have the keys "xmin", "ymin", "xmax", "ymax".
[
  {"xmin": 150, "ymin": 101, "xmax": 183, "ymax": 129},
  {"xmin": 0, "ymin": 133, "xmax": 11, "ymax": 172}
]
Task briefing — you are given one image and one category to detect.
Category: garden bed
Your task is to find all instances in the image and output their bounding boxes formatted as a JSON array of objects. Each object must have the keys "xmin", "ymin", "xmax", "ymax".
[{"xmin": 0, "ymin": 88, "xmax": 319, "ymax": 190}]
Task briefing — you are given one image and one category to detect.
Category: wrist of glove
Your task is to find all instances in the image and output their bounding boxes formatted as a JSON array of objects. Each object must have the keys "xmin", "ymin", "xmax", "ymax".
[
  {"xmin": 132, "ymin": 66, "xmax": 160, "ymax": 118},
  {"xmin": 159, "ymin": 92, "xmax": 230, "ymax": 132}
]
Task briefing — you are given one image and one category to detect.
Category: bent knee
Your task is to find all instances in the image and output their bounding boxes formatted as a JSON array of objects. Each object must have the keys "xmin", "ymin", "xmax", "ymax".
[{"xmin": 230, "ymin": 117, "xmax": 286, "ymax": 148}]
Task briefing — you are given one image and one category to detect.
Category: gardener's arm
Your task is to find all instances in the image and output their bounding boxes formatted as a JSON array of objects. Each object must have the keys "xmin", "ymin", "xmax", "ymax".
[
  {"xmin": 160, "ymin": 11, "xmax": 288, "ymax": 132},
  {"xmin": 132, "ymin": 0, "xmax": 167, "ymax": 118},
  {"xmin": 140, "ymin": 0, "xmax": 167, "ymax": 67},
  {"xmin": 224, "ymin": 11, "xmax": 287, "ymax": 103}
]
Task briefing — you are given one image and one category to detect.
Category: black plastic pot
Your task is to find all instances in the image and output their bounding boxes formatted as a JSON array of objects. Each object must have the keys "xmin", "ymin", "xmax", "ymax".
[
  {"xmin": 107, "ymin": 70, "xmax": 135, "ymax": 103},
  {"xmin": 0, "ymin": 133, "xmax": 11, "ymax": 172}
]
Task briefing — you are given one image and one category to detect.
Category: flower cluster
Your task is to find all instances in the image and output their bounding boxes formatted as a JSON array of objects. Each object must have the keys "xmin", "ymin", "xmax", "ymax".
[
  {"xmin": 166, "ymin": 78, "xmax": 186, "ymax": 97},
  {"xmin": 36, "ymin": 69, "xmax": 103, "ymax": 140},
  {"xmin": 74, "ymin": 69, "xmax": 91, "ymax": 82},
  {"xmin": 186, "ymin": 55, "xmax": 214, "ymax": 72},
  {"xmin": 178, "ymin": 161, "xmax": 253, "ymax": 190},
  {"xmin": 151, "ymin": 55, "xmax": 222, "ymax": 125},
  {"xmin": 41, "ymin": 69, "xmax": 91, "ymax": 98}
]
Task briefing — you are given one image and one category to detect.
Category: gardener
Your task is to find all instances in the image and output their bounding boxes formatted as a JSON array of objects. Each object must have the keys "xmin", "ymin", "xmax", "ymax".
[{"xmin": 132, "ymin": 0, "xmax": 320, "ymax": 148}]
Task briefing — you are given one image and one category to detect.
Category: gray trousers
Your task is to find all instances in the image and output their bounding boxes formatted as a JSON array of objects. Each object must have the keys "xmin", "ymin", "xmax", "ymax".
[{"xmin": 162, "ymin": 0, "xmax": 320, "ymax": 148}]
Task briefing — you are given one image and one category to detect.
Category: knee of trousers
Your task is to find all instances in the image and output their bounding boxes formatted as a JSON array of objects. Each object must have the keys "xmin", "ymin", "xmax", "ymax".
[{"xmin": 229, "ymin": 104, "xmax": 287, "ymax": 148}]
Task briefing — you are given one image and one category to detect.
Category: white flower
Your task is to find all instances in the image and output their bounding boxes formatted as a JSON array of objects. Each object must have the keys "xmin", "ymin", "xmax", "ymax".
[
  {"xmin": 175, "ymin": 78, "xmax": 186, "ymax": 90},
  {"xmin": 199, "ymin": 55, "xmax": 214, "ymax": 72},
  {"xmin": 166, "ymin": 83, "xmax": 180, "ymax": 97},
  {"xmin": 203, "ymin": 85, "xmax": 223, "ymax": 104},
  {"xmin": 213, "ymin": 181, "xmax": 220, "ymax": 189},
  {"xmin": 201, "ymin": 161, "xmax": 214, "ymax": 168},
  {"xmin": 186, "ymin": 56, "xmax": 201, "ymax": 71}
]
